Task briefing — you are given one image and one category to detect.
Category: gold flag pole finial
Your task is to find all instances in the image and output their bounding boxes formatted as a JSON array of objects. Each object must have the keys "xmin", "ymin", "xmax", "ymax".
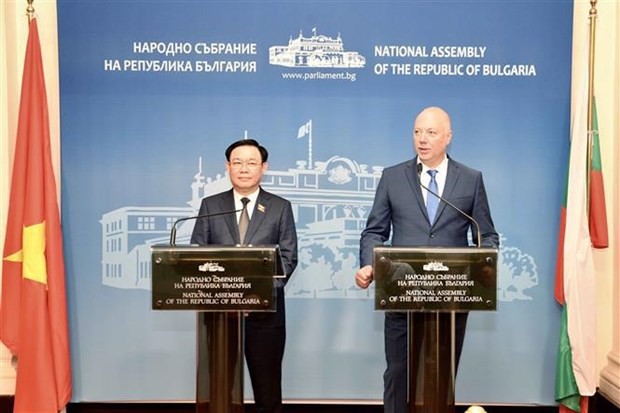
[{"xmin": 26, "ymin": 0, "xmax": 35, "ymax": 20}]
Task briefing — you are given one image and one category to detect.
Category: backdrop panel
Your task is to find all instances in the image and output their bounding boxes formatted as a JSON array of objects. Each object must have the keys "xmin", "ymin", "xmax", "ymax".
[{"xmin": 57, "ymin": 0, "xmax": 572, "ymax": 404}]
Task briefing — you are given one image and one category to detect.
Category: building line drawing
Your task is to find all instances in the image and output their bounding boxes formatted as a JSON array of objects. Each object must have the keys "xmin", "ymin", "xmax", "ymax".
[
  {"xmin": 269, "ymin": 29, "xmax": 366, "ymax": 68},
  {"xmin": 100, "ymin": 124, "xmax": 537, "ymax": 301}
]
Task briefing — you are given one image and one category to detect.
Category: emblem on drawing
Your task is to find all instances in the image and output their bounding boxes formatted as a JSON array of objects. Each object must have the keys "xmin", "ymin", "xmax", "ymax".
[
  {"xmin": 328, "ymin": 164, "xmax": 353, "ymax": 184},
  {"xmin": 269, "ymin": 28, "xmax": 366, "ymax": 68}
]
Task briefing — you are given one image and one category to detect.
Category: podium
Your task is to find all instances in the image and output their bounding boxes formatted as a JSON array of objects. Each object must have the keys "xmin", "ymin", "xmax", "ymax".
[
  {"xmin": 373, "ymin": 246, "xmax": 498, "ymax": 413},
  {"xmin": 151, "ymin": 244, "xmax": 284, "ymax": 413}
]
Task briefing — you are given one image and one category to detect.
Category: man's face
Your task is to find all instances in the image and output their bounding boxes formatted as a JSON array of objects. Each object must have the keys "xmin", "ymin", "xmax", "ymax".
[
  {"xmin": 413, "ymin": 109, "xmax": 452, "ymax": 168},
  {"xmin": 226, "ymin": 145, "xmax": 268, "ymax": 195}
]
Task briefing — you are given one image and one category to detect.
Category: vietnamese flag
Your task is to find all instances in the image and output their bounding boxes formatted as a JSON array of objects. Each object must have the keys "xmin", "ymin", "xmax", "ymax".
[{"xmin": 0, "ymin": 18, "xmax": 72, "ymax": 413}]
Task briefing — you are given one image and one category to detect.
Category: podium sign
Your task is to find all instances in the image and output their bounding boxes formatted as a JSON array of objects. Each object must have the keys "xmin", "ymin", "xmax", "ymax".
[
  {"xmin": 151, "ymin": 244, "xmax": 284, "ymax": 413},
  {"xmin": 373, "ymin": 246, "xmax": 498, "ymax": 413},
  {"xmin": 151, "ymin": 244, "xmax": 283, "ymax": 311},
  {"xmin": 374, "ymin": 246, "xmax": 498, "ymax": 312}
]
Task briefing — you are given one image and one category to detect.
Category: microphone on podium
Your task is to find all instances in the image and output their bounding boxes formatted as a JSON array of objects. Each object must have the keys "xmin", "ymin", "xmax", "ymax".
[
  {"xmin": 416, "ymin": 162, "xmax": 482, "ymax": 248},
  {"xmin": 169, "ymin": 209, "xmax": 241, "ymax": 246}
]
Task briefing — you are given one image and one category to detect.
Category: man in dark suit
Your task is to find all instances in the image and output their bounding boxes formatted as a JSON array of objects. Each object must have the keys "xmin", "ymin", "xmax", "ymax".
[
  {"xmin": 355, "ymin": 107, "xmax": 499, "ymax": 413},
  {"xmin": 191, "ymin": 138, "xmax": 298, "ymax": 413}
]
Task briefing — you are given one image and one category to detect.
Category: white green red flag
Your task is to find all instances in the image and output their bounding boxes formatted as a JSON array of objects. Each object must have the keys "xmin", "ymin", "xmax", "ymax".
[
  {"xmin": 0, "ymin": 18, "xmax": 72, "ymax": 413},
  {"xmin": 553, "ymin": 27, "xmax": 608, "ymax": 413},
  {"xmin": 587, "ymin": 99, "xmax": 608, "ymax": 249}
]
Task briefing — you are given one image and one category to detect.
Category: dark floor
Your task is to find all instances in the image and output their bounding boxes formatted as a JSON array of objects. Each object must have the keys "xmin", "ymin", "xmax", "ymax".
[
  {"xmin": 1, "ymin": 394, "xmax": 618, "ymax": 413},
  {"xmin": 67, "ymin": 404, "xmax": 553, "ymax": 413}
]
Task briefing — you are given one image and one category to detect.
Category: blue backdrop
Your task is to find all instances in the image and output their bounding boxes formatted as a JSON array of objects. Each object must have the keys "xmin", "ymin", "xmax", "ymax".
[{"xmin": 58, "ymin": 0, "xmax": 573, "ymax": 405}]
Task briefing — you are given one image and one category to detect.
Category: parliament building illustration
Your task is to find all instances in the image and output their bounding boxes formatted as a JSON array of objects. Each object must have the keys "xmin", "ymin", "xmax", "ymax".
[
  {"xmin": 100, "ymin": 126, "xmax": 537, "ymax": 302},
  {"xmin": 269, "ymin": 28, "xmax": 366, "ymax": 68}
]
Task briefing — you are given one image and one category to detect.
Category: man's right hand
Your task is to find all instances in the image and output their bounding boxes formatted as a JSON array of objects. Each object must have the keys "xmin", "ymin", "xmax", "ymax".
[{"xmin": 355, "ymin": 265, "xmax": 374, "ymax": 289}]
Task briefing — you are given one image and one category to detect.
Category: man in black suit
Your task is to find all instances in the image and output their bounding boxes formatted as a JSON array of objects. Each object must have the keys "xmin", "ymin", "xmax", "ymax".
[
  {"xmin": 191, "ymin": 139, "xmax": 298, "ymax": 413},
  {"xmin": 355, "ymin": 107, "xmax": 499, "ymax": 413}
]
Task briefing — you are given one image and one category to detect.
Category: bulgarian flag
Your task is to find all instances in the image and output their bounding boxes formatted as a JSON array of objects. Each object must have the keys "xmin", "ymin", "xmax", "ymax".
[
  {"xmin": 0, "ymin": 18, "xmax": 72, "ymax": 412},
  {"xmin": 553, "ymin": 29, "xmax": 608, "ymax": 413},
  {"xmin": 588, "ymin": 99, "xmax": 608, "ymax": 249}
]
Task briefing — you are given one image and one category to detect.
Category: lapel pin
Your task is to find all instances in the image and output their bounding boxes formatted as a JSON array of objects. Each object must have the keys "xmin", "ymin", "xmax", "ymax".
[{"xmin": 257, "ymin": 204, "xmax": 266, "ymax": 213}]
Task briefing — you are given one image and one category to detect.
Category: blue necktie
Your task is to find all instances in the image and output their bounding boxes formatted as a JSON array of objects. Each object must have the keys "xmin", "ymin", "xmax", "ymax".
[{"xmin": 426, "ymin": 170, "xmax": 439, "ymax": 224}]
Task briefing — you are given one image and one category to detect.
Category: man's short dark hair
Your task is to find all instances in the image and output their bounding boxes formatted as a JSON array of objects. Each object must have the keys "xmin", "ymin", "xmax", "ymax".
[{"xmin": 225, "ymin": 139, "xmax": 269, "ymax": 163}]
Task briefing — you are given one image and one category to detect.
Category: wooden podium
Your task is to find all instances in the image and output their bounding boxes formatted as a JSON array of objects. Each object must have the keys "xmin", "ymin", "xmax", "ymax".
[
  {"xmin": 373, "ymin": 246, "xmax": 498, "ymax": 413},
  {"xmin": 151, "ymin": 244, "xmax": 284, "ymax": 413}
]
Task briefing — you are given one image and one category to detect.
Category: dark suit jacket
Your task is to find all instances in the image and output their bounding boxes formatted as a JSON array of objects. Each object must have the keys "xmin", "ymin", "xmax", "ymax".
[
  {"xmin": 360, "ymin": 156, "xmax": 499, "ymax": 266},
  {"xmin": 190, "ymin": 187, "xmax": 298, "ymax": 326}
]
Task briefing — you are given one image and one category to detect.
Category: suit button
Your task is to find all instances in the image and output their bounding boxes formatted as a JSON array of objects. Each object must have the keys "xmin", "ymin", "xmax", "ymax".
[{"xmin": 429, "ymin": 233, "xmax": 435, "ymax": 238}]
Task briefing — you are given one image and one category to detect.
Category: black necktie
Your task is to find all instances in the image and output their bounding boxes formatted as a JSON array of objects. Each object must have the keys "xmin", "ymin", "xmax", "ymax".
[{"xmin": 238, "ymin": 197, "xmax": 250, "ymax": 244}]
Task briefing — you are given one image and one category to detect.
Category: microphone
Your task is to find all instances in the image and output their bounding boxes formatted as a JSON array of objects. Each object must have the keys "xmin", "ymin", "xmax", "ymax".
[
  {"xmin": 169, "ymin": 208, "xmax": 241, "ymax": 246},
  {"xmin": 416, "ymin": 163, "xmax": 482, "ymax": 248}
]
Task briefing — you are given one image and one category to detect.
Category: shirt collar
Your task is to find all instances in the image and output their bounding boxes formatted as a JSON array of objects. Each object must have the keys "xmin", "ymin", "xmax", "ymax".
[
  {"xmin": 418, "ymin": 156, "xmax": 449, "ymax": 175},
  {"xmin": 233, "ymin": 188, "xmax": 260, "ymax": 209}
]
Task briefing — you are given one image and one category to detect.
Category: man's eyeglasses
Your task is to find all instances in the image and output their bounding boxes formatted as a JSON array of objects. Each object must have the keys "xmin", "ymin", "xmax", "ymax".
[{"xmin": 229, "ymin": 160, "xmax": 262, "ymax": 170}]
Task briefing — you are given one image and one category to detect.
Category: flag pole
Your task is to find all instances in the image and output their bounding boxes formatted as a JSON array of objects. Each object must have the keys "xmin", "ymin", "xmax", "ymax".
[
  {"xmin": 586, "ymin": 0, "xmax": 597, "ymax": 203},
  {"xmin": 308, "ymin": 120, "xmax": 313, "ymax": 169}
]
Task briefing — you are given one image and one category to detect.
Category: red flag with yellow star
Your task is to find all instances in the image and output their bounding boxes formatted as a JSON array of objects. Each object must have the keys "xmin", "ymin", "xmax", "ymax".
[{"xmin": 0, "ymin": 18, "xmax": 72, "ymax": 413}]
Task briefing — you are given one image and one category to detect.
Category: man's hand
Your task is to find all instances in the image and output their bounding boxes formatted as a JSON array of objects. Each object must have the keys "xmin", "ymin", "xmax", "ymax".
[{"xmin": 355, "ymin": 265, "xmax": 374, "ymax": 289}]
